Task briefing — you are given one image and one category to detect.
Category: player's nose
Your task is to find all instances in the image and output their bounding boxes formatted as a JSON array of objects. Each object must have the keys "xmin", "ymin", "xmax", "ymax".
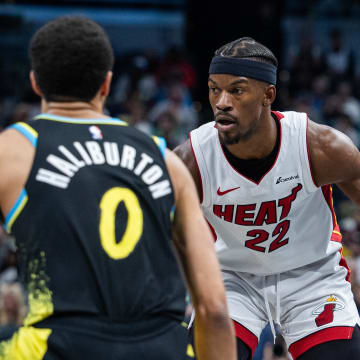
[{"xmin": 215, "ymin": 91, "xmax": 233, "ymax": 112}]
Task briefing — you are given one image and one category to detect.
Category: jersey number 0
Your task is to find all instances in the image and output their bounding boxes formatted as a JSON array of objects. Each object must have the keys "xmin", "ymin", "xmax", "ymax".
[{"xmin": 99, "ymin": 187, "xmax": 143, "ymax": 259}]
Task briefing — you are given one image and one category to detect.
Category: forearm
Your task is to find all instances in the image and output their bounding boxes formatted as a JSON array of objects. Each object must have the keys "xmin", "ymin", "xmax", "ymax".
[{"xmin": 194, "ymin": 309, "xmax": 237, "ymax": 360}]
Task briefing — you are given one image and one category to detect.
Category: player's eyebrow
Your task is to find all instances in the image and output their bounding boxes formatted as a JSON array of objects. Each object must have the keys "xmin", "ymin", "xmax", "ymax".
[
  {"xmin": 230, "ymin": 79, "xmax": 249, "ymax": 85},
  {"xmin": 208, "ymin": 77, "xmax": 249, "ymax": 85}
]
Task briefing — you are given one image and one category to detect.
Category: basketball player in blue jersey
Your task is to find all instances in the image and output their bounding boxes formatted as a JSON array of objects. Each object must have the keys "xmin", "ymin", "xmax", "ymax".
[
  {"xmin": 0, "ymin": 16, "xmax": 236, "ymax": 360},
  {"xmin": 175, "ymin": 37, "xmax": 360, "ymax": 359}
]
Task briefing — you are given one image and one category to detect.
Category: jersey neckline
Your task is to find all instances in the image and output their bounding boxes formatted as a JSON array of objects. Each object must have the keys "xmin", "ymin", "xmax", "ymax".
[
  {"xmin": 35, "ymin": 113, "xmax": 124, "ymax": 123},
  {"xmin": 217, "ymin": 111, "xmax": 284, "ymax": 186}
]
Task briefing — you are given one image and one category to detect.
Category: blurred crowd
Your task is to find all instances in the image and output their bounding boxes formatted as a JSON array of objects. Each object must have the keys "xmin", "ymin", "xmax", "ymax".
[
  {"xmin": 0, "ymin": 45, "xmax": 200, "ymax": 150},
  {"xmin": 1, "ymin": 23, "xmax": 360, "ymax": 359},
  {"xmin": 282, "ymin": 27, "xmax": 360, "ymax": 322}
]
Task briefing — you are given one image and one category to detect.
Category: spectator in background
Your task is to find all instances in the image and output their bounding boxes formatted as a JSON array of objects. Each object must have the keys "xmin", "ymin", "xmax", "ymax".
[
  {"xmin": 333, "ymin": 112, "xmax": 360, "ymax": 148},
  {"xmin": 117, "ymin": 92, "xmax": 153, "ymax": 135},
  {"xmin": 0, "ymin": 227, "xmax": 17, "ymax": 284},
  {"xmin": 2, "ymin": 101, "xmax": 40, "ymax": 129},
  {"xmin": 323, "ymin": 80, "xmax": 360, "ymax": 129},
  {"xmin": 307, "ymin": 75, "xmax": 331, "ymax": 124},
  {"xmin": 288, "ymin": 35, "xmax": 324, "ymax": 94},
  {"xmin": 336, "ymin": 81, "xmax": 360, "ymax": 127},
  {"xmin": 149, "ymin": 81, "xmax": 198, "ymax": 134},
  {"xmin": 324, "ymin": 28, "xmax": 355, "ymax": 86},
  {"xmin": 0, "ymin": 282, "xmax": 25, "ymax": 327},
  {"xmin": 0, "ymin": 283, "xmax": 25, "ymax": 341},
  {"xmin": 153, "ymin": 111, "xmax": 185, "ymax": 150},
  {"xmin": 112, "ymin": 54, "xmax": 157, "ymax": 105},
  {"xmin": 292, "ymin": 95, "xmax": 317, "ymax": 121},
  {"xmin": 156, "ymin": 46, "xmax": 196, "ymax": 92}
]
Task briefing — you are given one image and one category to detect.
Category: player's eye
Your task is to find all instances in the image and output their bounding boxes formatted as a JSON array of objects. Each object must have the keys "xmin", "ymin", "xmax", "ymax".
[{"xmin": 231, "ymin": 88, "xmax": 243, "ymax": 95}]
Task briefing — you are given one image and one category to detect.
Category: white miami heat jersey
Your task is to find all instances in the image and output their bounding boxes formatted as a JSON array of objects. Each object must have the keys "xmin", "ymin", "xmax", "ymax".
[{"xmin": 190, "ymin": 111, "xmax": 342, "ymax": 275}]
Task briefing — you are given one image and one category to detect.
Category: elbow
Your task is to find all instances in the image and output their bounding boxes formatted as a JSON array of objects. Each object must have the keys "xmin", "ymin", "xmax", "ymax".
[{"xmin": 195, "ymin": 296, "xmax": 232, "ymax": 328}]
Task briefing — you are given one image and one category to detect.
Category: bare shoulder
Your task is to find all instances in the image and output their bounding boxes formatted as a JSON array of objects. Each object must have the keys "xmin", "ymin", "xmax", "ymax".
[
  {"xmin": 173, "ymin": 139, "xmax": 194, "ymax": 167},
  {"xmin": 0, "ymin": 127, "xmax": 34, "ymax": 159},
  {"xmin": 0, "ymin": 128, "xmax": 22, "ymax": 165},
  {"xmin": 307, "ymin": 120, "xmax": 355, "ymax": 154},
  {"xmin": 307, "ymin": 119, "xmax": 360, "ymax": 186},
  {"xmin": 173, "ymin": 139, "xmax": 202, "ymax": 197},
  {"xmin": 0, "ymin": 127, "xmax": 35, "ymax": 215}
]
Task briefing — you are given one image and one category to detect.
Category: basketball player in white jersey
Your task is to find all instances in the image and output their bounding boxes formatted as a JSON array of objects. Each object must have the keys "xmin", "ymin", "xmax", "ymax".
[{"xmin": 174, "ymin": 37, "xmax": 360, "ymax": 359}]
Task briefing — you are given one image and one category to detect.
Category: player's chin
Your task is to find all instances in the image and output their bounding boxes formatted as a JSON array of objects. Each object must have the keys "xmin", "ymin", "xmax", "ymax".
[{"xmin": 219, "ymin": 132, "xmax": 240, "ymax": 146}]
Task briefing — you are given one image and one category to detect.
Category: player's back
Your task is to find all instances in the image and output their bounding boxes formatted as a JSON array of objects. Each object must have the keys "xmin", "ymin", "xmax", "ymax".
[{"xmin": 6, "ymin": 114, "xmax": 185, "ymax": 335}]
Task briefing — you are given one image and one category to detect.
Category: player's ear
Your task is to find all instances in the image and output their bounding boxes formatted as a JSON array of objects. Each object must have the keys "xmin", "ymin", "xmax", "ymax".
[
  {"xmin": 29, "ymin": 71, "xmax": 42, "ymax": 97},
  {"xmin": 263, "ymin": 84, "xmax": 276, "ymax": 106},
  {"xmin": 99, "ymin": 71, "xmax": 113, "ymax": 98}
]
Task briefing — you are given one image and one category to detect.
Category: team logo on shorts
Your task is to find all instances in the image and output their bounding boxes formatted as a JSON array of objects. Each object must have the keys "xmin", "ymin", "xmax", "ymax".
[
  {"xmin": 89, "ymin": 125, "xmax": 103, "ymax": 140},
  {"xmin": 312, "ymin": 295, "xmax": 345, "ymax": 327}
]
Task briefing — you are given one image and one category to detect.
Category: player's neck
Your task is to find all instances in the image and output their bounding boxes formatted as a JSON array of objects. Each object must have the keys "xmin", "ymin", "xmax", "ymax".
[
  {"xmin": 42, "ymin": 98, "xmax": 109, "ymax": 119},
  {"xmin": 226, "ymin": 112, "xmax": 277, "ymax": 160}
]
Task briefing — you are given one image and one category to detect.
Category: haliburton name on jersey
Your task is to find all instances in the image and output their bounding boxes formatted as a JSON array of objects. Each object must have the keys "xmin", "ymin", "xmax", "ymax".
[{"xmin": 35, "ymin": 140, "xmax": 172, "ymax": 199}]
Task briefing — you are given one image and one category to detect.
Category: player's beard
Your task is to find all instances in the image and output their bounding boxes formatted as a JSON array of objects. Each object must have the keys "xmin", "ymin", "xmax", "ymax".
[{"xmin": 217, "ymin": 115, "xmax": 261, "ymax": 145}]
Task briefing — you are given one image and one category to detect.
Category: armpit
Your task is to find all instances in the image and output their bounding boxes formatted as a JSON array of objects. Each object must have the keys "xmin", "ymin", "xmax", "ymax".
[{"xmin": 307, "ymin": 121, "xmax": 360, "ymax": 186}]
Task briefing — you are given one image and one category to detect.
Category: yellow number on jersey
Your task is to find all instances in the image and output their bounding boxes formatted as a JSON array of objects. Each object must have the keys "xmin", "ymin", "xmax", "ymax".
[{"xmin": 99, "ymin": 187, "xmax": 143, "ymax": 259}]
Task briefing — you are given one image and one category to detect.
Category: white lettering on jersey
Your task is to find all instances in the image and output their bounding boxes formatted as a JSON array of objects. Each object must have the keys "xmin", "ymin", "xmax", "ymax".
[
  {"xmin": 46, "ymin": 154, "xmax": 78, "ymax": 177},
  {"xmin": 36, "ymin": 168, "xmax": 70, "ymax": 189},
  {"xmin": 149, "ymin": 180, "xmax": 172, "ymax": 199},
  {"xmin": 104, "ymin": 142, "xmax": 120, "ymax": 166},
  {"xmin": 35, "ymin": 141, "xmax": 171, "ymax": 199},
  {"xmin": 121, "ymin": 145, "xmax": 136, "ymax": 170},
  {"xmin": 58, "ymin": 145, "xmax": 85, "ymax": 168},
  {"xmin": 134, "ymin": 153, "xmax": 153, "ymax": 175},
  {"xmin": 85, "ymin": 141, "xmax": 105, "ymax": 165},
  {"xmin": 142, "ymin": 165, "xmax": 163, "ymax": 185},
  {"xmin": 74, "ymin": 142, "xmax": 92, "ymax": 165}
]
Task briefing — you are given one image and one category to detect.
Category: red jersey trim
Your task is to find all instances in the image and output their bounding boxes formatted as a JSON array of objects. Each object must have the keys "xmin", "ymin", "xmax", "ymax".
[
  {"xmin": 339, "ymin": 250, "xmax": 351, "ymax": 282},
  {"xmin": 321, "ymin": 185, "xmax": 342, "ymax": 243},
  {"xmin": 233, "ymin": 320, "xmax": 258, "ymax": 358},
  {"xmin": 305, "ymin": 114, "xmax": 318, "ymax": 187},
  {"xmin": 271, "ymin": 110, "xmax": 284, "ymax": 120},
  {"xmin": 219, "ymin": 111, "xmax": 283, "ymax": 186},
  {"xmin": 189, "ymin": 133, "xmax": 204, "ymax": 204},
  {"xmin": 288, "ymin": 326, "xmax": 354, "ymax": 359},
  {"xmin": 206, "ymin": 220, "xmax": 217, "ymax": 242}
]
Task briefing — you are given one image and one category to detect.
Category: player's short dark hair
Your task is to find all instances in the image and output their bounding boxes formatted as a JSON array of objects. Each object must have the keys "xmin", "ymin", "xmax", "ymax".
[
  {"xmin": 29, "ymin": 15, "xmax": 114, "ymax": 102},
  {"xmin": 214, "ymin": 37, "xmax": 278, "ymax": 67}
]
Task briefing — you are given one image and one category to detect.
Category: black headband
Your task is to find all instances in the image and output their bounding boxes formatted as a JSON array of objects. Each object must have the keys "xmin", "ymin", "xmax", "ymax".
[{"xmin": 209, "ymin": 56, "xmax": 277, "ymax": 85}]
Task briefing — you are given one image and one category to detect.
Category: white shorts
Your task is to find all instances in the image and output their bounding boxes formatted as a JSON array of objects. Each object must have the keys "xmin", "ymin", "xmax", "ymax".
[{"xmin": 223, "ymin": 251, "xmax": 360, "ymax": 359}]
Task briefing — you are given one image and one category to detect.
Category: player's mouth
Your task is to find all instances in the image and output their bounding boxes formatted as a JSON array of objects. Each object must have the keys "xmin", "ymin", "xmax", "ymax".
[{"xmin": 215, "ymin": 116, "xmax": 237, "ymax": 131}]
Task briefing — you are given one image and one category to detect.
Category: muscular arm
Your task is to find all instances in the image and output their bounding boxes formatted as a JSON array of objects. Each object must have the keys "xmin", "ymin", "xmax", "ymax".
[
  {"xmin": 0, "ymin": 129, "xmax": 35, "ymax": 218},
  {"xmin": 165, "ymin": 150, "xmax": 236, "ymax": 360},
  {"xmin": 308, "ymin": 120, "xmax": 360, "ymax": 205},
  {"xmin": 173, "ymin": 140, "xmax": 202, "ymax": 199}
]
